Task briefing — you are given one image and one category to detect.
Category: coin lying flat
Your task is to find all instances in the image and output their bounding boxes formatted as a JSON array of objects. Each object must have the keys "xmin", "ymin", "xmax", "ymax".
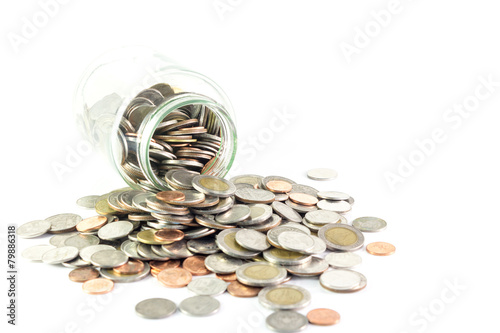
[
  {"xmin": 68, "ymin": 267, "xmax": 100, "ymax": 282},
  {"xmin": 324, "ymin": 252, "xmax": 362, "ymax": 268},
  {"xmin": 76, "ymin": 195, "xmax": 100, "ymax": 209},
  {"xmin": 259, "ymin": 284, "xmax": 311, "ymax": 310},
  {"xmin": 82, "ymin": 278, "xmax": 114, "ymax": 295},
  {"xmin": 42, "ymin": 246, "xmax": 79, "ymax": 264},
  {"xmin": 236, "ymin": 262, "xmax": 287, "ymax": 287},
  {"xmin": 307, "ymin": 168, "xmax": 338, "ymax": 181},
  {"xmin": 21, "ymin": 244, "xmax": 55, "ymax": 261},
  {"xmin": 76, "ymin": 216, "xmax": 108, "ymax": 232},
  {"xmin": 179, "ymin": 295, "xmax": 220, "ymax": 316},
  {"xmin": 265, "ymin": 180, "xmax": 292, "ymax": 193},
  {"xmin": 183, "ymin": 256, "xmax": 211, "ymax": 276},
  {"xmin": 215, "ymin": 205, "xmax": 251, "ymax": 224},
  {"xmin": 235, "ymin": 188, "xmax": 275, "ymax": 204},
  {"xmin": 229, "ymin": 174, "xmax": 263, "ymax": 189},
  {"xmin": 318, "ymin": 224, "xmax": 364, "ymax": 252},
  {"xmin": 157, "ymin": 268, "xmax": 192, "ymax": 288},
  {"xmin": 352, "ymin": 217, "xmax": 387, "ymax": 232},
  {"xmin": 90, "ymin": 250, "xmax": 128, "ymax": 268},
  {"xmin": 216, "ymin": 229, "xmax": 260, "ymax": 259},
  {"xmin": 187, "ymin": 277, "xmax": 227, "ymax": 296},
  {"xmin": 366, "ymin": 242, "xmax": 396, "ymax": 256},
  {"xmin": 135, "ymin": 298, "xmax": 177, "ymax": 319},
  {"xmin": 263, "ymin": 248, "xmax": 312, "ymax": 266},
  {"xmin": 63, "ymin": 234, "xmax": 100, "ymax": 250},
  {"xmin": 187, "ymin": 237, "xmax": 219, "ymax": 254},
  {"xmin": 227, "ymin": 280, "xmax": 262, "ymax": 297},
  {"xmin": 17, "ymin": 220, "xmax": 52, "ymax": 238},
  {"xmin": 286, "ymin": 257, "xmax": 329, "ymax": 276},
  {"xmin": 320, "ymin": 269, "xmax": 367, "ymax": 292},
  {"xmin": 98, "ymin": 221, "xmax": 134, "ymax": 240},
  {"xmin": 49, "ymin": 231, "xmax": 80, "ymax": 247},
  {"xmin": 235, "ymin": 229, "xmax": 270, "ymax": 252},
  {"xmin": 277, "ymin": 231, "xmax": 315, "ymax": 253},
  {"xmin": 307, "ymin": 308, "xmax": 341, "ymax": 326},
  {"xmin": 204, "ymin": 253, "xmax": 244, "ymax": 274},
  {"xmin": 79, "ymin": 244, "xmax": 116, "ymax": 262},
  {"xmin": 304, "ymin": 210, "xmax": 340, "ymax": 225},
  {"xmin": 46, "ymin": 213, "xmax": 82, "ymax": 233},
  {"xmin": 100, "ymin": 262, "xmax": 151, "ymax": 282},
  {"xmin": 266, "ymin": 310, "xmax": 308, "ymax": 332},
  {"xmin": 317, "ymin": 200, "xmax": 351, "ymax": 213},
  {"xmin": 266, "ymin": 226, "xmax": 308, "ymax": 249},
  {"xmin": 192, "ymin": 175, "xmax": 236, "ymax": 198}
]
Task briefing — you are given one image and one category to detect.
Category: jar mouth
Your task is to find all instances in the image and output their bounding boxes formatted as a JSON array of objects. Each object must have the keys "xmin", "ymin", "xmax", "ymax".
[{"xmin": 110, "ymin": 92, "xmax": 237, "ymax": 192}]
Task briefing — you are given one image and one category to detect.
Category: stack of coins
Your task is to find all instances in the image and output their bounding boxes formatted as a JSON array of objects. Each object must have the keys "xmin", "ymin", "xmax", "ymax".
[{"xmin": 18, "ymin": 172, "xmax": 395, "ymax": 331}]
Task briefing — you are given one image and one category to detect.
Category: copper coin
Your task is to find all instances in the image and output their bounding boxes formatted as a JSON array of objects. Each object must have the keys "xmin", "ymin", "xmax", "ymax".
[
  {"xmin": 156, "ymin": 191, "xmax": 186, "ymax": 203},
  {"xmin": 216, "ymin": 273, "xmax": 237, "ymax": 282},
  {"xmin": 154, "ymin": 229, "xmax": 185, "ymax": 243},
  {"xmin": 227, "ymin": 281, "xmax": 262, "ymax": 297},
  {"xmin": 113, "ymin": 259, "xmax": 145, "ymax": 275},
  {"xmin": 157, "ymin": 268, "xmax": 192, "ymax": 288},
  {"xmin": 182, "ymin": 256, "xmax": 211, "ymax": 276},
  {"xmin": 366, "ymin": 242, "xmax": 396, "ymax": 256},
  {"xmin": 69, "ymin": 267, "xmax": 99, "ymax": 282},
  {"xmin": 266, "ymin": 180, "xmax": 293, "ymax": 193},
  {"xmin": 150, "ymin": 259, "xmax": 180, "ymax": 272},
  {"xmin": 307, "ymin": 308, "xmax": 341, "ymax": 326},
  {"xmin": 82, "ymin": 278, "xmax": 114, "ymax": 295},
  {"xmin": 289, "ymin": 193, "xmax": 318, "ymax": 206},
  {"xmin": 76, "ymin": 215, "xmax": 108, "ymax": 232}
]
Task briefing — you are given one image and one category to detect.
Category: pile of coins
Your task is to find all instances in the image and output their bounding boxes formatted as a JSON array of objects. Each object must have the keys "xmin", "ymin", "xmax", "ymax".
[
  {"xmin": 115, "ymin": 84, "xmax": 224, "ymax": 191},
  {"xmin": 18, "ymin": 172, "xmax": 395, "ymax": 331}
]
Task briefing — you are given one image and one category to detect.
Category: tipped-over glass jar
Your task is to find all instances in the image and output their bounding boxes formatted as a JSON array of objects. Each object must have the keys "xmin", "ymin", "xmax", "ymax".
[{"xmin": 73, "ymin": 47, "xmax": 237, "ymax": 192}]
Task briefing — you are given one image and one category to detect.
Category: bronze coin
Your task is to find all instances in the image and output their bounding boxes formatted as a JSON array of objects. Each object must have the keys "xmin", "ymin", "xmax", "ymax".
[
  {"xmin": 154, "ymin": 229, "xmax": 185, "ymax": 243},
  {"xmin": 157, "ymin": 268, "xmax": 192, "ymax": 288},
  {"xmin": 366, "ymin": 242, "xmax": 396, "ymax": 256},
  {"xmin": 76, "ymin": 216, "xmax": 108, "ymax": 232},
  {"xmin": 113, "ymin": 259, "xmax": 145, "ymax": 275},
  {"xmin": 288, "ymin": 193, "xmax": 318, "ymax": 206},
  {"xmin": 156, "ymin": 191, "xmax": 186, "ymax": 203},
  {"xmin": 265, "ymin": 180, "xmax": 293, "ymax": 193},
  {"xmin": 307, "ymin": 308, "xmax": 341, "ymax": 326},
  {"xmin": 182, "ymin": 256, "xmax": 211, "ymax": 276},
  {"xmin": 82, "ymin": 278, "xmax": 114, "ymax": 295},
  {"xmin": 227, "ymin": 281, "xmax": 262, "ymax": 297},
  {"xmin": 69, "ymin": 267, "xmax": 99, "ymax": 283},
  {"xmin": 216, "ymin": 273, "xmax": 237, "ymax": 282},
  {"xmin": 150, "ymin": 259, "xmax": 180, "ymax": 272}
]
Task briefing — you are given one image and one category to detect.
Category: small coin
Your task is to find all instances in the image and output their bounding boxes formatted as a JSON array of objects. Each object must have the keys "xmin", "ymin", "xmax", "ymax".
[
  {"xmin": 307, "ymin": 168, "xmax": 338, "ymax": 181},
  {"xmin": 317, "ymin": 191, "xmax": 350, "ymax": 201},
  {"xmin": 192, "ymin": 175, "xmax": 236, "ymax": 198},
  {"xmin": 216, "ymin": 229, "xmax": 260, "ymax": 259},
  {"xmin": 263, "ymin": 248, "xmax": 312, "ymax": 266},
  {"xmin": 42, "ymin": 246, "xmax": 79, "ymax": 264},
  {"xmin": 82, "ymin": 278, "xmax": 114, "ymax": 295},
  {"xmin": 216, "ymin": 205, "xmax": 251, "ymax": 224},
  {"xmin": 259, "ymin": 284, "xmax": 311, "ymax": 310},
  {"xmin": 235, "ymin": 188, "xmax": 275, "ymax": 204},
  {"xmin": 305, "ymin": 210, "xmax": 340, "ymax": 224},
  {"xmin": 187, "ymin": 277, "xmax": 227, "ymax": 296},
  {"xmin": 179, "ymin": 295, "xmax": 220, "ymax": 317},
  {"xmin": 46, "ymin": 213, "xmax": 82, "ymax": 233},
  {"xmin": 76, "ymin": 216, "xmax": 108, "ymax": 232},
  {"xmin": 63, "ymin": 234, "xmax": 100, "ymax": 250},
  {"xmin": 169, "ymin": 190, "xmax": 205, "ymax": 206},
  {"xmin": 204, "ymin": 253, "xmax": 244, "ymax": 274},
  {"xmin": 183, "ymin": 255, "xmax": 211, "ymax": 276},
  {"xmin": 352, "ymin": 217, "xmax": 387, "ymax": 232},
  {"xmin": 62, "ymin": 258, "xmax": 91, "ymax": 268},
  {"xmin": 113, "ymin": 259, "xmax": 145, "ymax": 275},
  {"xmin": 154, "ymin": 229, "xmax": 185, "ymax": 242},
  {"xmin": 100, "ymin": 262, "xmax": 150, "ymax": 282},
  {"xmin": 285, "ymin": 199, "xmax": 318, "ymax": 213},
  {"xmin": 216, "ymin": 272, "xmax": 237, "ymax": 282},
  {"xmin": 80, "ymin": 244, "xmax": 116, "ymax": 262},
  {"xmin": 157, "ymin": 268, "xmax": 192, "ymax": 288},
  {"xmin": 76, "ymin": 195, "xmax": 100, "ymax": 209},
  {"xmin": 280, "ymin": 222, "xmax": 311, "ymax": 235},
  {"xmin": 229, "ymin": 174, "xmax": 263, "ymax": 189},
  {"xmin": 21, "ymin": 244, "xmax": 55, "ymax": 261},
  {"xmin": 265, "ymin": 180, "xmax": 293, "ymax": 193},
  {"xmin": 227, "ymin": 280, "xmax": 262, "ymax": 297},
  {"xmin": 266, "ymin": 310, "xmax": 308, "ymax": 332},
  {"xmin": 235, "ymin": 262, "xmax": 287, "ymax": 287},
  {"xmin": 235, "ymin": 229, "xmax": 270, "ymax": 252},
  {"xmin": 320, "ymin": 269, "xmax": 367, "ymax": 292},
  {"xmin": 49, "ymin": 231, "xmax": 79, "ymax": 247},
  {"xmin": 90, "ymin": 250, "xmax": 128, "ymax": 268},
  {"xmin": 271, "ymin": 201, "xmax": 301, "ymax": 223},
  {"xmin": 135, "ymin": 298, "xmax": 177, "ymax": 319},
  {"xmin": 16, "ymin": 220, "xmax": 52, "ymax": 238},
  {"xmin": 156, "ymin": 191, "xmax": 186, "ymax": 204},
  {"xmin": 307, "ymin": 308, "xmax": 341, "ymax": 326},
  {"xmin": 288, "ymin": 193, "xmax": 318, "ymax": 206},
  {"xmin": 266, "ymin": 226, "xmax": 308, "ymax": 249},
  {"xmin": 150, "ymin": 260, "xmax": 181, "ymax": 272},
  {"xmin": 69, "ymin": 267, "xmax": 100, "ymax": 282},
  {"xmin": 366, "ymin": 242, "xmax": 396, "ymax": 256},
  {"xmin": 277, "ymin": 231, "xmax": 315, "ymax": 253},
  {"xmin": 286, "ymin": 257, "xmax": 329, "ymax": 276},
  {"xmin": 187, "ymin": 237, "xmax": 219, "ymax": 254},
  {"xmin": 324, "ymin": 252, "xmax": 362, "ymax": 268},
  {"xmin": 98, "ymin": 221, "xmax": 134, "ymax": 240},
  {"xmin": 241, "ymin": 204, "xmax": 273, "ymax": 225},
  {"xmin": 318, "ymin": 224, "xmax": 364, "ymax": 252},
  {"xmin": 290, "ymin": 184, "xmax": 318, "ymax": 196},
  {"xmin": 317, "ymin": 200, "xmax": 351, "ymax": 213}
]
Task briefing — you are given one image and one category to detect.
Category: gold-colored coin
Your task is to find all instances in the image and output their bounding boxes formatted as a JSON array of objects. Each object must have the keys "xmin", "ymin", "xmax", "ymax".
[
  {"xmin": 268, "ymin": 248, "xmax": 304, "ymax": 260},
  {"xmin": 199, "ymin": 177, "xmax": 230, "ymax": 191},
  {"xmin": 224, "ymin": 232, "xmax": 247, "ymax": 252},
  {"xmin": 95, "ymin": 199, "xmax": 118, "ymax": 215},
  {"xmin": 266, "ymin": 287, "xmax": 304, "ymax": 305},
  {"xmin": 325, "ymin": 227, "xmax": 358, "ymax": 246},
  {"xmin": 244, "ymin": 264, "xmax": 280, "ymax": 280},
  {"xmin": 137, "ymin": 229, "xmax": 174, "ymax": 245}
]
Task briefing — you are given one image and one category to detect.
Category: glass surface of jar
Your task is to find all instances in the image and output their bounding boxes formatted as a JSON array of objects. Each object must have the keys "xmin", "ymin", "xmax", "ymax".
[{"xmin": 73, "ymin": 46, "xmax": 237, "ymax": 192}]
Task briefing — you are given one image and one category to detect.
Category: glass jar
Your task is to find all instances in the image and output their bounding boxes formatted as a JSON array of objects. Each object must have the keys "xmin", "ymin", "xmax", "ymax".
[{"xmin": 73, "ymin": 46, "xmax": 237, "ymax": 192}]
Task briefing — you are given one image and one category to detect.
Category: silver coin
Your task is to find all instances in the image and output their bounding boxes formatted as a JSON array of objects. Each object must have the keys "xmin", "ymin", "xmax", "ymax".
[
  {"xmin": 49, "ymin": 232, "xmax": 80, "ymax": 247},
  {"xmin": 16, "ymin": 220, "xmax": 51, "ymax": 238},
  {"xmin": 138, "ymin": 243, "xmax": 170, "ymax": 261},
  {"xmin": 135, "ymin": 298, "xmax": 177, "ymax": 319},
  {"xmin": 42, "ymin": 246, "xmax": 79, "ymax": 264},
  {"xmin": 100, "ymin": 262, "xmax": 150, "ymax": 282},
  {"xmin": 229, "ymin": 174, "xmax": 263, "ymax": 188},
  {"xmin": 302, "ymin": 235, "xmax": 327, "ymax": 255},
  {"xmin": 286, "ymin": 257, "xmax": 329, "ymax": 276},
  {"xmin": 187, "ymin": 237, "xmax": 220, "ymax": 254},
  {"xmin": 273, "ymin": 193, "xmax": 289, "ymax": 201},
  {"xmin": 307, "ymin": 168, "xmax": 338, "ymax": 181},
  {"xmin": 279, "ymin": 222, "xmax": 311, "ymax": 235},
  {"xmin": 172, "ymin": 190, "xmax": 206, "ymax": 206},
  {"xmin": 76, "ymin": 195, "xmax": 100, "ymax": 209},
  {"xmin": 258, "ymin": 284, "xmax": 311, "ymax": 310},
  {"xmin": 97, "ymin": 221, "xmax": 134, "ymax": 240},
  {"xmin": 320, "ymin": 269, "xmax": 367, "ymax": 292},
  {"xmin": 352, "ymin": 216, "xmax": 387, "ymax": 232},
  {"xmin": 121, "ymin": 241, "xmax": 144, "ymax": 260},
  {"xmin": 187, "ymin": 277, "xmax": 227, "ymax": 296},
  {"xmin": 304, "ymin": 210, "xmax": 340, "ymax": 224},
  {"xmin": 271, "ymin": 201, "xmax": 301, "ymax": 223},
  {"xmin": 235, "ymin": 262, "xmax": 287, "ymax": 287},
  {"xmin": 190, "ymin": 197, "xmax": 234, "ymax": 215},
  {"xmin": 245, "ymin": 214, "xmax": 282, "ymax": 232},
  {"xmin": 318, "ymin": 224, "xmax": 364, "ymax": 252},
  {"xmin": 21, "ymin": 244, "xmax": 55, "ymax": 261},
  {"xmin": 317, "ymin": 200, "xmax": 351, "ymax": 213},
  {"xmin": 46, "ymin": 213, "xmax": 82, "ymax": 233},
  {"xmin": 184, "ymin": 227, "xmax": 215, "ymax": 240},
  {"xmin": 79, "ymin": 244, "xmax": 116, "ymax": 262},
  {"xmin": 263, "ymin": 248, "xmax": 312, "ymax": 266},
  {"xmin": 235, "ymin": 229, "xmax": 270, "ymax": 252},
  {"xmin": 161, "ymin": 239, "xmax": 194, "ymax": 259},
  {"xmin": 235, "ymin": 183, "xmax": 254, "ymax": 190},
  {"xmin": 61, "ymin": 258, "xmax": 91, "ymax": 268},
  {"xmin": 317, "ymin": 191, "xmax": 350, "ymax": 201},
  {"xmin": 195, "ymin": 214, "xmax": 235, "ymax": 230},
  {"xmin": 324, "ymin": 252, "xmax": 362, "ymax": 268},
  {"xmin": 235, "ymin": 188, "xmax": 275, "ymax": 204},
  {"xmin": 90, "ymin": 250, "xmax": 128, "ymax": 268},
  {"xmin": 277, "ymin": 231, "xmax": 315, "ymax": 253},
  {"xmin": 192, "ymin": 175, "xmax": 236, "ymax": 198},
  {"xmin": 284, "ymin": 199, "xmax": 317, "ymax": 213},
  {"xmin": 63, "ymin": 234, "xmax": 100, "ymax": 250},
  {"xmin": 266, "ymin": 226, "xmax": 307, "ymax": 248},
  {"xmin": 266, "ymin": 310, "xmax": 308, "ymax": 333},
  {"xmin": 168, "ymin": 169, "xmax": 199, "ymax": 189},
  {"xmin": 289, "ymin": 184, "xmax": 318, "ymax": 196},
  {"xmin": 204, "ymin": 253, "xmax": 244, "ymax": 274},
  {"xmin": 215, "ymin": 204, "xmax": 251, "ymax": 224},
  {"xmin": 179, "ymin": 296, "xmax": 220, "ymax": 317},
  {"xmin": 216, "ymin": 229, "xmax": 260, "ymax": 259},
  {"xmin": 245, "ymin": 204, "xmax": 273, "ymax": 225},
  {"xmin": 301, "ymin": 217, "xmax": 322, "ymax": 232}
]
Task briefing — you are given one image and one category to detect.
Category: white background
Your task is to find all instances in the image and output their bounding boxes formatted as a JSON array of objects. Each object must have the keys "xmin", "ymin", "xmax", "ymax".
[{"xmin": 1, "ymin": 1, "xmax": 499, "ymax": 333}]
